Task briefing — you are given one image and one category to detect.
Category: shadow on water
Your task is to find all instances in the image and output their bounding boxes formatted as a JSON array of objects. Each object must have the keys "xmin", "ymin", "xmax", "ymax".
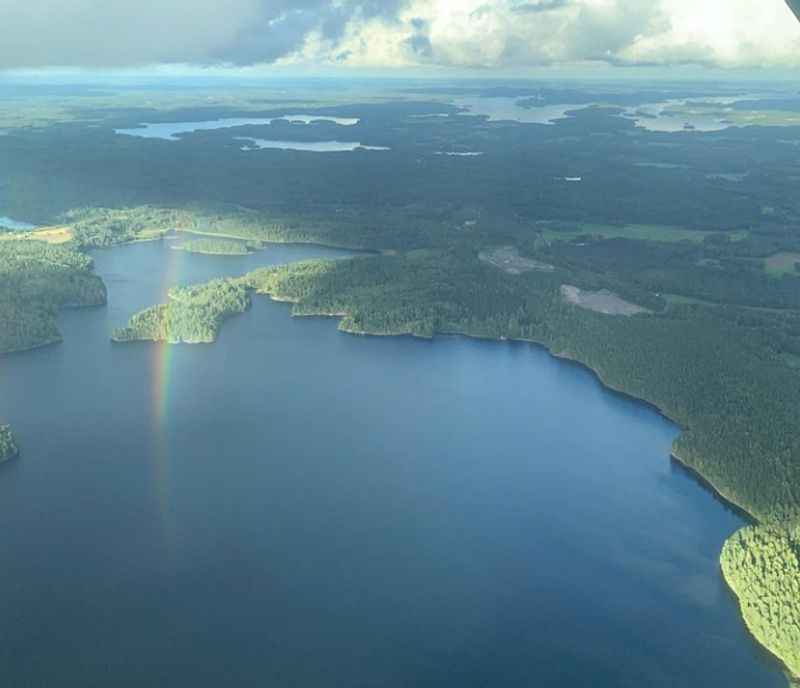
[{"xmin": 668, "ymin": 457, "xmax": 757, "ymax": 524}]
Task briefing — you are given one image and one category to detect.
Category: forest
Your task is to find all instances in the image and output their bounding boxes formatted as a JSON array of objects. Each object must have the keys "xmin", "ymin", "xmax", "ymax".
[
  {"xmin": 721, "ymin": 526, "xmax": 800, "ymax": 680},
  {"xmin": 112, "ymin": 279, "xmax": 250, "ymax": 343},
  {"xmin": 3, "ymin": 85, "xmax": 800, "ymax": 680},
  {"xmin": 0, "ymin": 240, "xmax": 107, "ymax": 354}
]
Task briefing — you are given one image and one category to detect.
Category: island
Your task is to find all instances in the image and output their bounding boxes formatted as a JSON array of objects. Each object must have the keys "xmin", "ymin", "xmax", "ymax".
[
  {"xmin": 0, "ymin": 239, "xmax": 107, "ymax": 355},
  {"xmin": 112, "ymin": 279, "xmax": 250, "ymax": 343},
  {"xmin": 0, "ymin": 426, "xmax": 19, "ymax": 463},
  {"xmin": 173, "ymin": 238, "xmax": 262, "ymax": 255}
]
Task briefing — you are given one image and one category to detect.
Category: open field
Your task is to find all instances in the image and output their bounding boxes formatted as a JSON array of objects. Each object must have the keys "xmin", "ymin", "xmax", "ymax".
[
  {"xmin": 561, "ymin": 284, "xmax": 651, "ymax": 316},
  {"xmin": 0, "ymin": 226, "xmax": 73, "ymax": 244},
  {"xmin": 541, "ymin": 223, "xmax": 748, "ymax": 244},
  {"xmin": 479, "ymin": 245, "xmax": 554, "ymax": 274},
  {"xmin": 765, "ymin": 252, "xmax": 800, "ymax": 276}
]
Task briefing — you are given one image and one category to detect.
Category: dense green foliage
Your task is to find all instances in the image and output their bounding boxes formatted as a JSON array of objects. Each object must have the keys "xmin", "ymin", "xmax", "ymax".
[
  {"xmin": 0, "ymin": 240, "xmax": 106, "ymax": 354},
  {"xmin": 0, "ymin": 426, "xmax": 19, "ymax": 462},
  {"xmin": 721, "ymin": 525, "xmax": 800, "ymax": 680},
  {"xmin": 112, "ymin": 279, "xmax": 249, "ymax": 343},
  {"xmin": 67, "ymin": 207, "xmax": 184, "ymax": 247}
]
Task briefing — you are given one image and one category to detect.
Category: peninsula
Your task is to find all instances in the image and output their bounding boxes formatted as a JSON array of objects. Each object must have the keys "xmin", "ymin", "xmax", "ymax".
[{"xmin": 0, "ymin": 426, "xmax": 19, "ymax": 463}]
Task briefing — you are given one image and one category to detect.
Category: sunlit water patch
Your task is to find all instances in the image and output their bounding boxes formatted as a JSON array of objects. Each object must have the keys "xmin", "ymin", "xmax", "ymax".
[
  {"xmin": 619, "ymin": 95, "xmax": 764, "ymax": 133},
  {"xmin": 236, "ymin": 137, "xmax": 390, "ymax": 152},
  {"xmin": 453, "ymin": 97, "xmax": 587, "ymax": 124},
  {"xmin": 0, "ymin": 215, "xmax": 36, "ymax": 230}
]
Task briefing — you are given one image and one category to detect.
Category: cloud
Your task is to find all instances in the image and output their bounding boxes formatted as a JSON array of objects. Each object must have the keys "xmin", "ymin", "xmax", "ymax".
[
  {"xmin": 511, "ymin": 0, "xmax": 572, "ymax": 14},
  {"xmin": 0, "ymin": 0, "xmax": 407, "ymax": 69},
  {"xmin": 0, "ymin": 0, "xmax": 798, "ymax": 70}
]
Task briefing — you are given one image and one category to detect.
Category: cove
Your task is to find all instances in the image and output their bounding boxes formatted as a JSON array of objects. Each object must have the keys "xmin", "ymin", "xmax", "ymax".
[{"xmin": 0, "ymin": 240, "xmax": 786, "ymax": 687}]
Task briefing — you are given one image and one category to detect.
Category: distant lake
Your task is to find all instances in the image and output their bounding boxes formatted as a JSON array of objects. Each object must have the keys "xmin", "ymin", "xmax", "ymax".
[
  {"xmin": 454, "ymin": 97, "xmax": 584, "ymax": 124},
  {"xmin": 0, "ymin": 240, "xmax": 785, "ymax": 687},
  {"xmin": 0, "ymin": 215, "xmax": 36, "ymax": 230},
  {"xmin": 449, "ymin": 94, "xmax": 762, "ymax": 133},
  {"xmin": 236, "ymin": 137, "xmax": 390, "ymax": 152},
  {"xmin": 620, "ymin": 95, "xmax": 762, "ymax": 133},
  {"xmin": 115, "ymin": 114, "xmax": 360, "ymax": 141}
]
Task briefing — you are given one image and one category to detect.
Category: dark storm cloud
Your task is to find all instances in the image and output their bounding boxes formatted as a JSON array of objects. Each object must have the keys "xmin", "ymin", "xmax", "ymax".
[{"xmin": 0, "ymin": 0, "xmax": 409, "ymax": 69}]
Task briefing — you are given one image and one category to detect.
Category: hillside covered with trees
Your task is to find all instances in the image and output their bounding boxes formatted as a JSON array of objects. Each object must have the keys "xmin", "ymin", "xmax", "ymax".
[
  {"xmin": 112, "ymin": 279, "xmax": 249, "ymax": 343},
  {"xmin": 721, "ymin": 526, "xmax": 800, "ymax": 681},
  {"xmin": 0, "ymin": 240, "xmax": 107, "ymax": 354}
]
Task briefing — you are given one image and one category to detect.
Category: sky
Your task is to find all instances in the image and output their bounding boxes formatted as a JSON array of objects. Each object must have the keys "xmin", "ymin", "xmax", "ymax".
[{"xmin": 1, "ymin": 0, "xmax": 799, "ymax": 73}]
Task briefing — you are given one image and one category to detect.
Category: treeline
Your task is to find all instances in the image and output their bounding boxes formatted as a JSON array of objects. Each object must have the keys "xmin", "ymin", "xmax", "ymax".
[
  {"xmin": 240, "ymin": 250, "xmax": 800, "ymax": 525},
  {"xmin": 241, "ymin": 246, "xmax": 800, "ymax": 679},
  {"xmin": 66, "ymin": 207, "xmax": 186, "ymax": 247},
  {"xmin": 721, "ymin": 525, "xmax": 800, "ymax": 681},
  {"xmin": 0, "ymin": 240, "xmax": 107, "ymax": 354},
  {"xmin": 112, "ymin": 279, "xmax": 250, "ymax": 344},
  {"xmin": 540, "ymin": 236, "xmax": 800, "ymax": 311},
  {"xmin": 119, "ymin": 247, "xmax": 800, "ymax": 524}
]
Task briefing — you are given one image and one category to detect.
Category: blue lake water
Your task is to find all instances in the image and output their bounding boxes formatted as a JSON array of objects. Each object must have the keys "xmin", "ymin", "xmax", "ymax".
[
  {"xmin": 0, "ymin": 240, "xmax": 786, "ymax": 687},
  {"xmin": 450, "ymin": 94, "xmax": 768, "ymax": 133},
  {"xmin": 236, "ymin": 137, "xmax": 390, "ymax": 153},
  {"xmin": 115, "ymin": 115, "xmax": 360, "ymax": 141},
  {"xmin": 454, "ymin": 97, "xmax": 585, "ymax": 124},
  {"xmin": 0, "ymin": 215, "xmax": 36, "ymax": 230}
]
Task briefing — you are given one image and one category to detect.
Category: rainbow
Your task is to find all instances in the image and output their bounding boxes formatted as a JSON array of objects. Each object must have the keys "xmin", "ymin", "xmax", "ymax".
[{"xmin": 148, "ymin": 244, "xmax": 183, "ymax": 558}]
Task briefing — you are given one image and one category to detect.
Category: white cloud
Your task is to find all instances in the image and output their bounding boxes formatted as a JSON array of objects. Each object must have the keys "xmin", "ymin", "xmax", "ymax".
[
  {"xmin": 292, "ymin": 0, "xmax": 800, "ymax": 69},
  {"xmin": 0, "ymin": 0, "xmax": 799, "ymax": 71}
]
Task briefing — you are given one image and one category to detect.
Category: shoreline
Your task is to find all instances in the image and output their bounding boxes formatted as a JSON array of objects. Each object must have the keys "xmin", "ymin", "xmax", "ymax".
[
  {"xmin": 257, "ymin": 288, "xmax": 782, "ymax": 521},
  {"xmin": 720, "ymin": 558, "xmax": 800, "ymax": 687},
  {"xmin": 0, "ymin": 336, "xmax": 63, "ymax": 357},
  {"xmin": 254, "ymin": 289, "xmax": 797, "ymax": 684},
  {"xmin": 16, "ymin": 234, "xmax": 795, "ymax": 684}
]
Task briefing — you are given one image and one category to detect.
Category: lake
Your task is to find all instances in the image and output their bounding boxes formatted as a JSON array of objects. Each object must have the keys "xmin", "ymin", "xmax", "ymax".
[
  {"xmin": 236, "ymin": 138, "xmax": 390, "ymax": 152},
  {"xmin": 451, "ymin": 94, "xmax": 762, "ymax": 133},
  {"xmin": 115, "ymin": 114, "xmax": 360, "ymax": 141},
  {"xmin": 454, "ymin": 97, "xmax": 585, "ymax": 124},
  {"xmin": 0, "ymin": 240, "xmax": 786, "ymax": 687},
  {"xmin": 0, "ymin": 215, "xmax": 36, "ymax": 230}
]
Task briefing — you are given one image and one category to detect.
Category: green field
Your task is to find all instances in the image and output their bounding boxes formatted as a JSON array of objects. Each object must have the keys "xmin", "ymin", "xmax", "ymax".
[{"xmin": 542, "ymin": 223, "xmax": 748, "ymax": 244}]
